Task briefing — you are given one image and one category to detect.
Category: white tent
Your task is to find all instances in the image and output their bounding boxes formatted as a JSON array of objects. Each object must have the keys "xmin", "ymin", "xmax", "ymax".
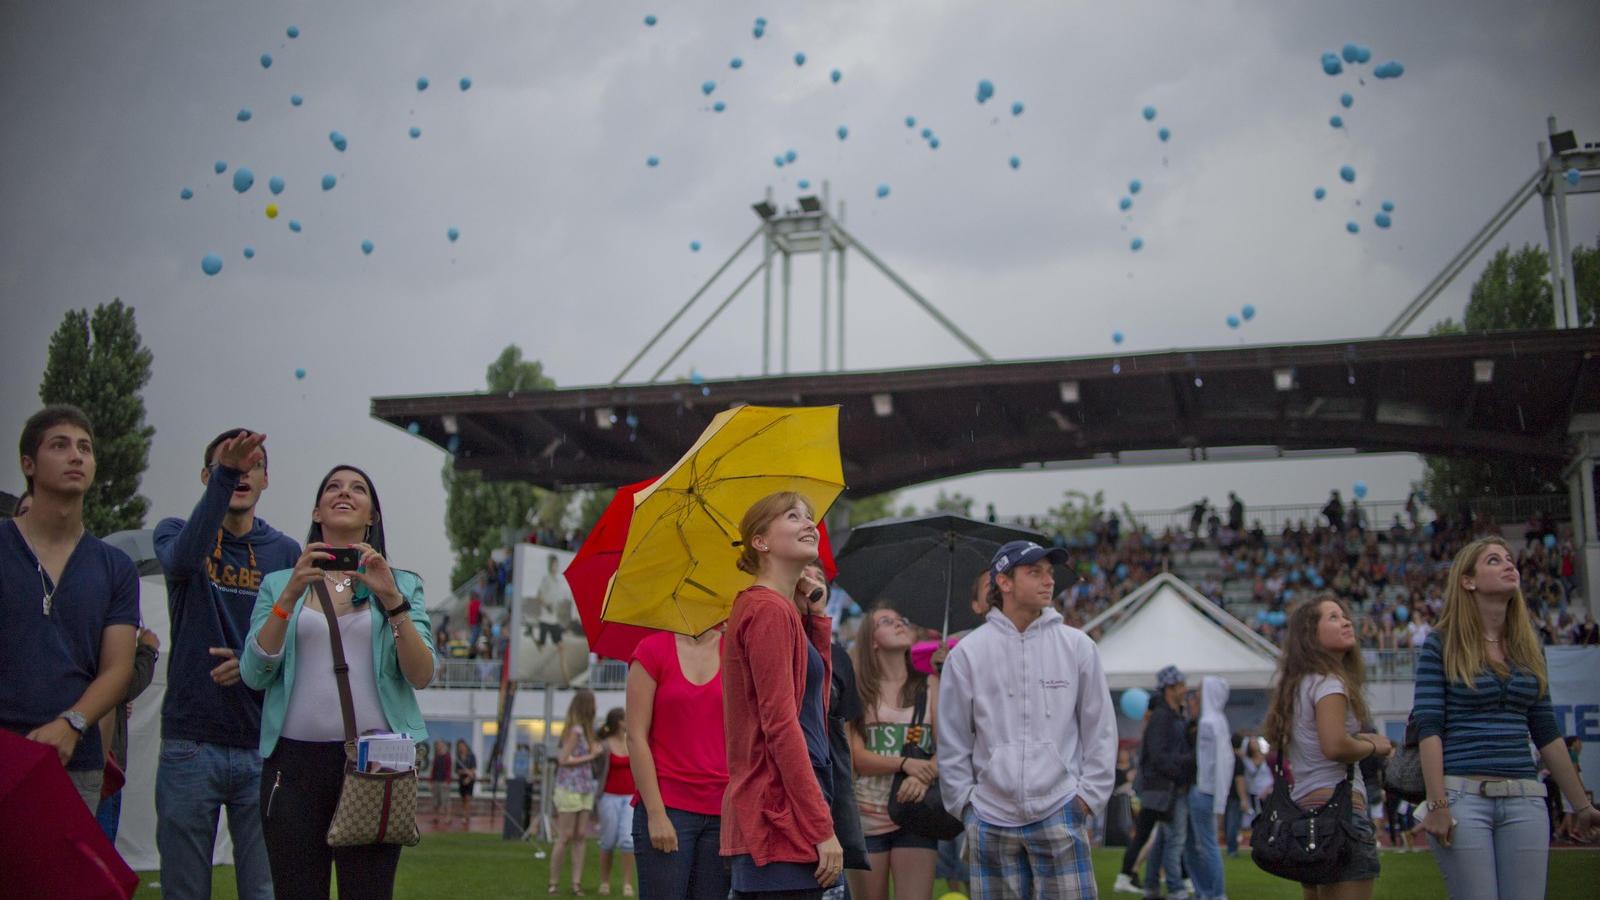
[{"xmin": 1082, "ymin": 572, "xmax": 1281, "ymax": 690}]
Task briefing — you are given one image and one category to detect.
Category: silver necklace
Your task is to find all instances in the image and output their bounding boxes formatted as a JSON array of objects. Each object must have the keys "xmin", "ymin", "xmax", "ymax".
[
  {"xmin": 37, "ymin": 564, "xmax": 56, "ymax": 616},
  {"xmin": 325, "ymin": 574, "xmax": 353, "ymax": 593}
]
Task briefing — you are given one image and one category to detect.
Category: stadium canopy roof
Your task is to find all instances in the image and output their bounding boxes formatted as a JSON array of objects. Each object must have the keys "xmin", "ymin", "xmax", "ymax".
[
  {"xmin": 1083, "ymin": 572, "xmax": 1282, "ymax": 690},
  {"xmin": 372, "ymin": 328, "xmax": 1600, "ymax": 495}
]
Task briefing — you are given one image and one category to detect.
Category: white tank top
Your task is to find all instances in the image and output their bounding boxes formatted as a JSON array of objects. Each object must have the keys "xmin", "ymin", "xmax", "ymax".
[{"xmin": 281, "ymin": 607, "xmax": 391, "ymax": 742}]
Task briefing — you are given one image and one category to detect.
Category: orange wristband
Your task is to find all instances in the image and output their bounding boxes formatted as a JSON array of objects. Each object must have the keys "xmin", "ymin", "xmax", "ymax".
[{"xmin": 270, "ymin": 604, "xmax": 290, "ymax": 620}]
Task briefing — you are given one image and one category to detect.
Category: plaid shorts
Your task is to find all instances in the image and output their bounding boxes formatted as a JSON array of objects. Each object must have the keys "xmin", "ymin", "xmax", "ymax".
[{"xmin": 966, "ymin": 800, "xmax": 1097, "ymax": 900}]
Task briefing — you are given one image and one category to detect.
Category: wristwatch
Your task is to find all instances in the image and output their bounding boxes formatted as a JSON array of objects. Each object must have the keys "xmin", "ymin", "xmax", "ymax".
[
  {"xmin": 1424, "ymin": 797, "xmax": 1452, "ymax": 812},
  {"xmin": 58, "ymin": 710, "xmax": 87, "ymax": 734}
]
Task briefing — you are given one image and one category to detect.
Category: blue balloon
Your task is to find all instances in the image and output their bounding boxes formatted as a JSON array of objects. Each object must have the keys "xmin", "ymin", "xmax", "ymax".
[
  {"xmin": 730, "ymin": 57, "xmax": 743, "ymax": 69},
  {"xmin": 928, "ymin": 136, "xmax": 940, "ymax": 149},
  {"xmin": 295, "ymin": 367, "xmax": 307, "ymax": 380},
  {"xmin": 201, "ymin": 253, "xmax": 223, "ymax": 276},
  {"xmin": 416, "ymin": 76, "xmax": 429, "ymax": 91},
  {"xmin": 1314, "ymin": 186, "xmax": 1327, "ymax": 200},
  {"xmin": 321, "ymin": 173, "xmax": 336, "ymax": 191},
  {"xmin": 409, "ymin": 126, "xmax": 421, "ymax": 139},
  {"xmin": 329, "ymin": 130, "xmax": 348, "ymax": 152},
  {"xmin": 1346, "ymin": 221, "xmax": 1360, "ymax": 234},
  {"xmin": 1330, "ymin": 115, "xmax": 1343, "ymax": 128},
  {"xmin": 976, "ymin": 79, "xmax": 994, "ymax": 103},
  {"xmin": 1353, "ymin": 480, "xmax": 1368, "ymax": 498},
  {"xmin": 1567, "ymin": 168, "xmax": 1582, "ymax": 187},
  {"xmin": 1158, "ymin": 127, "xmax": 1170, "ymax": 142},
  {"xmin": 1227, "ymin": 314, "xmax": 1241, "ymax": 329},
  {"xmin": 876, "ymin": 184, "xmax": 890, "ymax": 198},
  {"xmin": 288, "ymin": 219, "xmax": 302, "ymax": 232},
  {"xmin": 260, "ymin": 53, "xmax": 272, "ymax": 69},
  {"xmin": 1375, "ymin": 212, "xmax": 1392, "ymax": 229},
  {"xmin": 290, "ymin": 94, "xmax": 303, "ymax": 106},
  {"xmin": 447, "ymin": 227, "xmax": 460, "ymax": 242},
  {"xmin": 1374, "ymin": 60, "xmax": 1405, "ymax": 79},
  {"xmin": 920, "ymin": 127, "xmax": 932, "ymax": 139},
  {"xmin": 793, "ymin": 52, "xmax": 806, "ymax": 66},
  {"xmin": 798, "ymin": 179, "xmax": 810, "ymax": 190},
  {"xmin": 232, "ymin": 167, "xmax": 254, "ymax": 193},
  {"xmin": 689, "ymin": 240, "xmax": 701, "ymax": 252},
  {"xmin": 836, "ymin": 125, "xmax": 848, "ymax": 140},
  {"xmin": 446, "ymin": 435, "xmax": 460, "ymax": 454},
  {"xmin": 905, "ymin": 116, "xmax": 917, "ymax": 128},
  {"xmin": 753, "ymin": 24, "xmax": 765, "ymax": 39},
  {"xmin": 713, "ymin": 101, "xmax": 726, "ymax": 112},
  {"xmin": 1321, "ymin": 52, "xmax": 1343, "ymax": 76},
  {"xmin": 287, "ymin": 25, "xmax": 299, "ymax": 38},
  {"xmin": 1131, "ymin": 237, "xmax": 1144, "ymax": 252},
  {"xmin": 268, "ymin": 176, "xmax": 285, "ymax": 195},
  {"xmin": 236, "ymin": 108, "xmax": 252, "ymax": 122},
  {"xmin": 690, "ymin": 368, "xmax": 704, "ymax": 385},
  {"xmin": 1342, "ymin": 43, "xmax": 1360, "ymax": 64},
  {"xmin": 1117, "ymin": 563, "xmax": 1130, "ymax": 578},
  {"xmin": 785, "ymin": 149, "xmax": 797, "ymax": 163},
  {"xmin": 361, "ymin": 239, "xmax": 374, "ymax": 255},
  {"xmin": 755, "ymin": 17, "xmax": 766, "ymax": 27},
  {"xmin": 1120, "ymin": 688, "xmax": 1151, "ymax": 720},
  {"xmin": 459, "ymin": 76, "xmax": 472, "ymax": 91},
  {"xmin": 1242, "ymin": 304, "xmax": 1256, "ymax": 320},
  {"xmin": 243, "ymin": 246, "xmax": 254, "ymax": 259},
  {"xmin": 1544, "ymin": 533, "xmax": 1557, "ymax": 549},
  {"xmin": 1011, "ymin": 100, "xmax": 1024, "ymax": 116},
  {"xmin": 701, "ymin": 80, "xmax": 715, "ymax": 95},
  {"xmin": 1340, "ymin": 92, "xmax": 1354, "ymax": 108},
  {"xmin": 1008, "ymin": 155, "xmax": 1020, "ymax": 170},
  {"xmin": 643, "ymin": 15, "xmax": 656, "ymax": 26},
  {"xmin": 830, "ymin": 68, "xmax": 842, "ymax": 83},
  {"xmin": 773, "ymin": 155, "xmax": 785, "ymax": 168},
  {"xmin": 180, "ymin": 187, "xmax": 193, "ymax": 200},
  {"xmin": 1119, "ymin": 197, "xmax": 1132, "ymax": 211},
  {"xmin": 1112, "ymin": 330, "xmax": 1124, "ymax": 344},
  {"xmin": 407, "ymin": 421, "xmax": 421, "ymax": 435},
  {"xmin": 1129, "ymin": 179, "xmax": 1142, "ymax": 194},
  {"xmin": 215, "ymin": 160, "xmax": 227, "ymax": 174},
  {"xmin": 1142, "ymin": 105, "xmax": 1156, "ymax": 121},
  {"xmin": 646, "ymin": 155, "xmax": 659, "ymax": 167},
  {"xmin": 1381, "ymin": 200, "xmax": 1395, "ymax": 212},
  {"xmin": 1339, "ymin": 164, "xmax": 1356, "ymax": 183}
]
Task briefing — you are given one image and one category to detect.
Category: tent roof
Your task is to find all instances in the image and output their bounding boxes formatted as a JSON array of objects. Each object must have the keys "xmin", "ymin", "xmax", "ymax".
[{"xmin": 1085, "ymin": 573, "xmax": 1282, "ymax": 690}]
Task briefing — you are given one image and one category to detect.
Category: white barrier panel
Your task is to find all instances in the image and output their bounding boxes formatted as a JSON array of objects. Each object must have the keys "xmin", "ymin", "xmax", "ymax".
[{"xmin": 1546, "ymin": 646, "xmax": 1600, "ymax": 799}]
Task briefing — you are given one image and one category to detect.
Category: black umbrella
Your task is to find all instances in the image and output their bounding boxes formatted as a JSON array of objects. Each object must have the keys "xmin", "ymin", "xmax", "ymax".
[{"xmin": 833, "ymin": 515, "xmax": 1067, "ymax": 636}]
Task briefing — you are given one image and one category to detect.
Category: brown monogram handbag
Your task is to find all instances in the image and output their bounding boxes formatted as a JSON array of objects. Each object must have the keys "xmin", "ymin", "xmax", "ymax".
[{"xmin": 314, "ymin": 581, "xmax": 422, "ymax": 847}]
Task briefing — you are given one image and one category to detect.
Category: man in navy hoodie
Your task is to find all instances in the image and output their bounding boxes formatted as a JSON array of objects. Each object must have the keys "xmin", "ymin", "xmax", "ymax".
[{"xmin": 154, "ymin": 430, "xmax": 299, "ymax": 900}]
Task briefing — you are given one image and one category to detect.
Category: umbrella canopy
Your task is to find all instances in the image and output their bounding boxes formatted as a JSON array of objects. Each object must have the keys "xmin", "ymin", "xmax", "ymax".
[
  {"xmin": 602, "ymin": 405, "xmax": 844, "ymax": 636},
  {"xmin": 0, "ymin": 730, "xmax": 139, "ymax": 899},
  {"xmin": 833, "ymin": 515, "xmax": 1058, "ymax": 635}
]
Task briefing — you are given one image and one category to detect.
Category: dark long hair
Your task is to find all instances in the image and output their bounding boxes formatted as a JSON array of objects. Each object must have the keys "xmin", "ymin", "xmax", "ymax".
[
  {"xmin": 306, "ymin": 464, "xmax": 386, "ymax": 555},
  {"xmin": 1262, "ymin": 595, "xmax": 1370, "ymax": 752}
]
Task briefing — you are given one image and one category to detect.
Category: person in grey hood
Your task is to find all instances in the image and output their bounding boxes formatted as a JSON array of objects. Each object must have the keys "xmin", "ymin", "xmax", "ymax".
[
  {"xmin": 939, "ymin": 541, "xmax": 1118, "ymax": 899},
  {"xmin": 1185, "ymin": 676, "xmax": 1231, "ymax": 900}
]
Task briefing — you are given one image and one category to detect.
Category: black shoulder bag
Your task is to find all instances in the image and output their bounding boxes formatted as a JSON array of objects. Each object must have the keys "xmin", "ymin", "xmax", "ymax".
[
  {"xmin": 1249, "ymin": 749, "xmax": 1357, "ymax": 885},
  {"xmin": 887, "ymin": 688, "xmax": 964, "ymax": 841}
]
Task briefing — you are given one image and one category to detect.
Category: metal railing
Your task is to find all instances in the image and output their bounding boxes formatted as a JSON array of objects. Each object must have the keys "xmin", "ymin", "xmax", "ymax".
[
  {"xmin": 1362, "ymin": 648, "xmax": 1421, "ymax": 681},
  {"xmin": 430, "ymin": 657, "xmax": 630, "ymax": 690}
]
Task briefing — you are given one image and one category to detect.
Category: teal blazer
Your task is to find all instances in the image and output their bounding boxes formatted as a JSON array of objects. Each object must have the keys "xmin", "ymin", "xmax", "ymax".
[{"xmin": 241, "ymin": 567, "xmax": 434, "ymax": 757}]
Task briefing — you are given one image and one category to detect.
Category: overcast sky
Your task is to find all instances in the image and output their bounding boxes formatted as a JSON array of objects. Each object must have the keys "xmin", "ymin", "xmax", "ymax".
[{"xmin": 3, "ymin": 0, "xmax": 1597, "ymax": 595}]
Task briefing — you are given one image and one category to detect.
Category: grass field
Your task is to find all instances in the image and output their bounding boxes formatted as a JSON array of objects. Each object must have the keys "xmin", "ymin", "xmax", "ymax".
[{"xmin": 134, "ymin": 836, "xmax": 1600, "ymax": 898}]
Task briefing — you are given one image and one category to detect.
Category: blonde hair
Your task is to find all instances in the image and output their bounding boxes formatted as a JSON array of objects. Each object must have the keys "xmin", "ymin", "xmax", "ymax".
[
  {"xmin": 1438, "ymin": 537, "xmax": 1547, "ymax": 695},
  {"xmin": 735, "ymin": 491, "xmax": 815, "ymax": 575},
  {"xmin": 563, "ymin": 689, "xmax": 597, "ymax": 745}
]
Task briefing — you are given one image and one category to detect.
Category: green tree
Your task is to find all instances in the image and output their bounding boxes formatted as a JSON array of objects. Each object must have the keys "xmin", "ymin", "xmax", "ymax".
[
  {"xmin": 1044, "ymin": 489, "xmax": 1106, "ymax": 540},
  {"xmin": 840, "ymin": 491, "xmax": 899, "ymax": 526},
  {"xmin": 443, "ymin": 345, "xmax": 561, "ymax": 587},
  {"xmin": 38, "ymin": 299, "xmax": 155, "ymax": 534},
  {"xmin": 925, "ymin": 490, "xmax": 974, "ymax": 517},
  {"xmin": 1423, "ymin": 242, "xmax": 1596, "ymax": 504}
]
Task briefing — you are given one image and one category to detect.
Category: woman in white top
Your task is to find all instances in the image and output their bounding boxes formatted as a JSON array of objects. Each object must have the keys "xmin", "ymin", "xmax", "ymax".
[
  {"xmin": 848, "ymin": 605, "xmax": 939, "ymax": 900},
  {"xmin": 1261, "ymin": 596, "xmax": 1393, "ymax": 900}
]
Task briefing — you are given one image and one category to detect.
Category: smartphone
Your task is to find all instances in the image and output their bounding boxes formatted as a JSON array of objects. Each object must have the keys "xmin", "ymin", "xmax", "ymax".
[{"xmin": 322, "ymin": 546, "xmax": 363, "ymax": 571}]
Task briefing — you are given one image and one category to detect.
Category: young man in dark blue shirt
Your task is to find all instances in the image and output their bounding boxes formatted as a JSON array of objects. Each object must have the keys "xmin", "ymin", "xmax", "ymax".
[
  {"xmin": 0, "ymin": 405, "xmax": 139, "ymax": 808},
  {"xmin": 154, "ymin": 430, "xmax": 299, "ymax": 900}
]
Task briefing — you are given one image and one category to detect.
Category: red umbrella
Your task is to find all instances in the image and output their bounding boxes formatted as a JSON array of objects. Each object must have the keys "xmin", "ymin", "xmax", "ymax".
[
  {"xmin": 0, "ymin": 730, "xmax": 139, "ymax": 899},
  {"xmin": 567, "ymin": 479, "xmax": 839, "ymax": 662}
]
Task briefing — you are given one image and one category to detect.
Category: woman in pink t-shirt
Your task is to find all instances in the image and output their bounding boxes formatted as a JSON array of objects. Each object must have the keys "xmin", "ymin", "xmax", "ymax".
[{"xmin": 626, "ymin": 628, "xmax": 729, "ymax": 899}]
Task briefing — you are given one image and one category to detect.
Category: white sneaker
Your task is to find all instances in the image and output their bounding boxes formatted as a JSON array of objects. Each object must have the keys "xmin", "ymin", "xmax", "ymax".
[
  {"xmin": 1184, "ymin": 878, "xmax": 1196, "ymax": 895},
  {"xmin": 1114, "ymin": 873, "xmax": 1141, "ymax": 894}
]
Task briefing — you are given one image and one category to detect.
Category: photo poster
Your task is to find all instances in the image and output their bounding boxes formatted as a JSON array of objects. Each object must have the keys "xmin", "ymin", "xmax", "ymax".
[{"xmin": 1546, "ymin": 646, "xmax": 1600, "ymax": 798}]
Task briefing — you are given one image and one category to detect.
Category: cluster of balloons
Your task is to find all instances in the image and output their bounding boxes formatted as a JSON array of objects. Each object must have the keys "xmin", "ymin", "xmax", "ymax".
[
  {"xmin": 1226, "ymin": 304, "xmax": 1258, "ymax": 329},
  {"xmin": 1312, "ymin": 44, "xmax": 1405, "ymax": 235}
]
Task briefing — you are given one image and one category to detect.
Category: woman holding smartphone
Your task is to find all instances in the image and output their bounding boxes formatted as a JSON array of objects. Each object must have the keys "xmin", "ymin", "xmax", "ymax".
[{"xmin": 241, "ymin": 465, "xmax": 435, "ymax": 900}]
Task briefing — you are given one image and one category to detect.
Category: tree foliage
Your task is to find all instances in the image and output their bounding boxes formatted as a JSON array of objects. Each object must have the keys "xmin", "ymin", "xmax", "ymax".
[{"xmin": 38, "ymin": 299, "xmax": 155, "ymax": 534}]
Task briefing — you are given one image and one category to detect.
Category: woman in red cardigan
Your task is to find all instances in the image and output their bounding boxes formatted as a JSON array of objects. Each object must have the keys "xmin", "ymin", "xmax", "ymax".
[{"xmin": 721, "ymin": 491, "xmax": 844, "ymax": 898}]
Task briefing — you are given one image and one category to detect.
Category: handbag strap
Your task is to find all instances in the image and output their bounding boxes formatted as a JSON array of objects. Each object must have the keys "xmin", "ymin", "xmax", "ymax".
[{"xmin": 314, "ymin": 580, "xmax": 360, "ymax": 748}]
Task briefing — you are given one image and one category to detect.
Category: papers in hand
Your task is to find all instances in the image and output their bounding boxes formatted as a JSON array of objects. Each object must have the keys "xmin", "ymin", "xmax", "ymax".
[{"xmin": 357, "ymin": 732, "xmax": 416, "ymax": 773}]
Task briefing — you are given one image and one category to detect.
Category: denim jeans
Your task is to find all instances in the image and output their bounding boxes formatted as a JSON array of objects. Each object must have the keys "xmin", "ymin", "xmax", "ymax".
[
  {"xmin": 96, "ymin": 790, "xmax": 123, "ymax": 842},
  {"xmin": 1183, "ymin": 791, "xmax": 1225, "ymax": 900},
  {"xmin": 1222, "ymin": 790, "xmax": 1242, "ymax": 855},
  {"xmin": 156, "ymin": 739, "xmax": 274, "ymax": 900},
  {"xmin": 1428, "ymin": 787, "xmax": 1550, "ymax": 900},
  {"xmin": 631, "ymin": 804, "xmax": 730, "ymax": 900},
  {"xmin": 1144, "ymin": 789, "xmax": 1188, "ymax": 897}
]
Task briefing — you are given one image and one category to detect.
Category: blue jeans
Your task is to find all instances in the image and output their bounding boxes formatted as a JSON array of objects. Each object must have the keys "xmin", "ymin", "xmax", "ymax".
[
  {"xmin": 1222, "ymin": 791, "xmax": 1242, "ymax": 855},
  {"xmin": 631, "ymin": 804, "xmax": 730, "ymax": 900},
  {"xmin": 1428, "ymin": 788, "xmax": 1550, "ymax": 900},
  {"xmin": 1144, "ymin": 789, "xmax": 1188, "ymax": 897},
  {"xmin": 156, "ymin": 739, "xmax": 273, "ymax": 900},
  {"xmin": 96, "ymin": 790, "xmax": 123, "ymax": 842},
  {"xmin": 1183, "ymin": 791, "xmax": 1225, "ymax": 900}
]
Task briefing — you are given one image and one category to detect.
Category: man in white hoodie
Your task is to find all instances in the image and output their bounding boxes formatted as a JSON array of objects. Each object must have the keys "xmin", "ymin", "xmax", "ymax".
[
  {"xmin": 1187, "ymin": 676, "xmax": 1233, "ymax": 900},
  {"xmin": 940, "ymin": 541, "xmax": 1119, "ymax": 899}
]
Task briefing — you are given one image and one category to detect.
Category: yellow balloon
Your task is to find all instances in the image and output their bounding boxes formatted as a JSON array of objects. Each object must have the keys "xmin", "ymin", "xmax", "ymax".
[{"xmin": 265, "ymin": 203, "xmax": 279, "ymax": 219}]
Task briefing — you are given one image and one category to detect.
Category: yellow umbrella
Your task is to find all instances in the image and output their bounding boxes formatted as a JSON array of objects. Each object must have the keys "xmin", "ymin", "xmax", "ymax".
[{"xmin": 601, "ymin": 404, "xmax": 844, "ymax": 635}]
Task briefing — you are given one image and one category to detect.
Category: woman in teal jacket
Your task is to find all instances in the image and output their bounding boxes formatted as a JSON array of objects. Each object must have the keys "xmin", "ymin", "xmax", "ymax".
[{"xmin": 242, "ymin": 464, "xmax": 435, "ymax": 900}]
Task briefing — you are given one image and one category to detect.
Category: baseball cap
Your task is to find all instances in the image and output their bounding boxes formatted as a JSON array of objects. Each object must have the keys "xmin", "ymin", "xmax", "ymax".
[{"xmin": 989, "ymin": 540, "xmax": 1069, "ymax": 585}]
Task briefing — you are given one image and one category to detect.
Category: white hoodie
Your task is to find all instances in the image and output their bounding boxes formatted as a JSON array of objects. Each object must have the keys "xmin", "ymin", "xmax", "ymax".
[
  {"xmin": 1195, "ymin": 675, "xmax": 1234, "ymax": 803},
  {"xmin": 938, "ymin": 607, "xmax": 1118, "ymax": 827}
]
